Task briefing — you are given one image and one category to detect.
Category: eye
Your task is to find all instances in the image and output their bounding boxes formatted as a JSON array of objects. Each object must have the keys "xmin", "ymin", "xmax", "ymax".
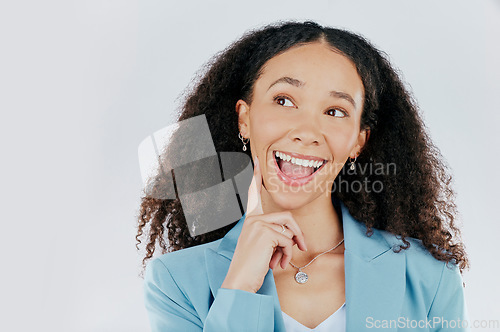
[
  {"xmin": 274, "ymin": 95, "xmax": 295, "ymax": 107},
  {"xmin": 325, "ymin": 108, "xmax": 348, "ymax": 118}
]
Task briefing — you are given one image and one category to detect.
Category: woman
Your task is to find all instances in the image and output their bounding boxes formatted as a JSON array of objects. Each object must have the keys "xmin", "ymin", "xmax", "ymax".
[{"xmin": 137, "ymin": 20, "xmax": 469, "ymax": 331}]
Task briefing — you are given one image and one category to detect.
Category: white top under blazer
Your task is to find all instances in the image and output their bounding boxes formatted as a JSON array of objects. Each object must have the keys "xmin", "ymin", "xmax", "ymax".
[{"xmin": 281, "ymin": 302, "xmax": 346, "ymax": 332}]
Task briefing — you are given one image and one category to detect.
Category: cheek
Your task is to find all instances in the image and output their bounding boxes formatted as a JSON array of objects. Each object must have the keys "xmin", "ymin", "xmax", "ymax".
[
  {"xmin": 249, "ymin": 107, "xmax": 285, "ymax": 144},
  {"xmin": 325, "ymin": 126, "xmax": 359, "ymax": 158}
]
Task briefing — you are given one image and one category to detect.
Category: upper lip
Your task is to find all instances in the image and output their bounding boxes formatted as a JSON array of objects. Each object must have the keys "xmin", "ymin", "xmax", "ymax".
[{"xmin": 274, "ymin": 150, "xmax": 328, "ymax": 162}]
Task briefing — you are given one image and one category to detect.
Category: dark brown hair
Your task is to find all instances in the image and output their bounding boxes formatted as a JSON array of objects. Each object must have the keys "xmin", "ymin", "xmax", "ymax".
[{"xmin": 135, "ymin": 20, "xmax": 469, "ymax": 274}]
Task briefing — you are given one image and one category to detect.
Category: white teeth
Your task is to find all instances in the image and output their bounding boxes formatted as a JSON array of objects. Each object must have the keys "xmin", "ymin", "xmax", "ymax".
[{"xmin": 275, "ymin": 151, "xmax": 325, "ymax": 169}]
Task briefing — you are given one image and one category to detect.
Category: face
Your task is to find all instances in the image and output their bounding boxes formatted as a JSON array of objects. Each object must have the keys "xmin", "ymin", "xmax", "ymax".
[{"xmin": 237, "ymin": 41, "xmax": 368, "ymax": 211}]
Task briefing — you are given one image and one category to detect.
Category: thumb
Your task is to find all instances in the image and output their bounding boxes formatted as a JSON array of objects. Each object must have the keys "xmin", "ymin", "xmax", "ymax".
[{"xmin": 246, "ymin": 155, "xmax": 264, "ymax": 217}]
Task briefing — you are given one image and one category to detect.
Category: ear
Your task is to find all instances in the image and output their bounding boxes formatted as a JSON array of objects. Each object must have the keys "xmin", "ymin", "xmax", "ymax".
[
  {"xmin": 236, "ymin": 99, "xmax": 251, "ymax": 138},
  {"xmin": 350, "ymin": 128, "xmax": 370, "ymax": 158}
]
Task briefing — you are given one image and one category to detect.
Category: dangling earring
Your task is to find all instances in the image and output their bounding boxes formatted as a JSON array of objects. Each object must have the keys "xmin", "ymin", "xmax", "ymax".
[
  {"xmin": 349, "ymin": 155, "xmax": 358, "ymax": 171},
  {"xmin": 238, "ymin": 132, "xmax": 249, "ymax": 151}
]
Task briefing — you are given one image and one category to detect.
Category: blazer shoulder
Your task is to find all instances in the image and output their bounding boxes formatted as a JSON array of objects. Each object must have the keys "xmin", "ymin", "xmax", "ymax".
[
  {"xmin": 378, "ymin": 228, "xmax": 466, "ymax": 313},
  {"xmin": 379, "ymin": 228, "xmax": 455, "ymax": 277},
  {"xmin": 153, "ymin": 238, "xmax": 223, "ymax": 272},
  {"xmin": 144, "ymin": 238, "xmax": 223, "ymax": 306},
  {"xmin": 391, "ymin": 233, "xmax": 467, "ymax": 321}
]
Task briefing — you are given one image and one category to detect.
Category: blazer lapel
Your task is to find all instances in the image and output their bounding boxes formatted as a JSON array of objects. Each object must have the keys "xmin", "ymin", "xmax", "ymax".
[
  {"xmin": 205, "ymin": 200, "xmax": 406, "ymax": 332},
  {"xmin": 340, "ymin": 202, "xmax": 406, "ymax": 331},
  {"xmin": 205, "ymin": 213, "xmax": 245, "ymax": 300}
]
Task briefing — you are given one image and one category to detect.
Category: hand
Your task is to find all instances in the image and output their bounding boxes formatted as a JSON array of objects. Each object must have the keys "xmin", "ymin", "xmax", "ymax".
[{"xmin": 221, "ymin": 156, "xmax": 308, "ymax": 293}]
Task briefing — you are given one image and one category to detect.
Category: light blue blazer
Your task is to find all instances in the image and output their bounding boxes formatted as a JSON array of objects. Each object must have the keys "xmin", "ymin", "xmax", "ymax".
[{"xmin": 143, "ymin": 200, "xmax": 469, "ymax": 331}]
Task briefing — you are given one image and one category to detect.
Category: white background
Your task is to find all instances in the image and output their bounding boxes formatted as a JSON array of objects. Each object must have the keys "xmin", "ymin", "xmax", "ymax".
[{"xmin": 0, "ymin": 1, "xmax": 498, "ymax": 331}]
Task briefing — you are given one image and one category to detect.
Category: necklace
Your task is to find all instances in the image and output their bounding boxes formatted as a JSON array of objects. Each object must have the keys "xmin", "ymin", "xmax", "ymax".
[{"xmin": 289, "ymin": 238, "xmax": 344, "ymax": 284}]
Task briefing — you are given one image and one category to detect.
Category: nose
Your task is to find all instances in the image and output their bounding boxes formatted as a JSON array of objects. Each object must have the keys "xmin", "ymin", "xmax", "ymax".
[{"xmin": 288, "ymin": 118, "xmax": 322, "ymax": 146}]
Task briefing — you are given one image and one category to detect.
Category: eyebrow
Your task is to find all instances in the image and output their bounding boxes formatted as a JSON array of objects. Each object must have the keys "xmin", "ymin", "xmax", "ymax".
[{"xmin": 267, "ymin": 76, "xmax": 357, "ymax": 108}]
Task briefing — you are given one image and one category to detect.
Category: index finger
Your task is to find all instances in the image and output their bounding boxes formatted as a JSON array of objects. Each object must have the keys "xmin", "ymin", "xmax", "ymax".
[{"xmin": 246, "ymin": 155, "xmax": 264, "ymax": 217}]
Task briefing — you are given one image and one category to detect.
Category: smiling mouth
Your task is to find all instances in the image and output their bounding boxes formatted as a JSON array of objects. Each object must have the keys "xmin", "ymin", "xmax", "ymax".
[{"xmin": 273, "ymin": 150, "xmax": 328, "ymax": 179}]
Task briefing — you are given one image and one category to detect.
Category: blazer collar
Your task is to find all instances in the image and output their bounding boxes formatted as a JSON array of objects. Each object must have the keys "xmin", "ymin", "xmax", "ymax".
[{"xmin": 205, "ymin": 199, "xmax": 406, "ymax": 331}]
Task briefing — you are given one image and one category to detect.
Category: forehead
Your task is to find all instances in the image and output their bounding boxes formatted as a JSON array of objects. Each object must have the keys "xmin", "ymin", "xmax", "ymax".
[{"xmin": 255, "ymin": 42, "xmax": 364, "ymax": 100}]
